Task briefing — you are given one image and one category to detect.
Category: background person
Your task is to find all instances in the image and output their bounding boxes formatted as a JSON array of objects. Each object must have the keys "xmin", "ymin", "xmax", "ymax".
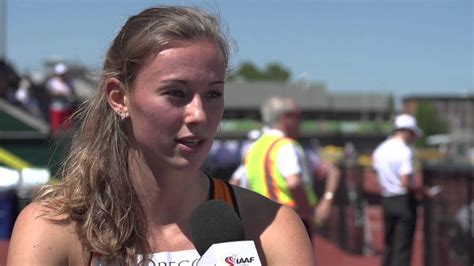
[
  {"xmin": 207, "ymin": 138, "xmax": 241, "ymax": 181},
  {"xmin": 244, "ymin": 95, "xmax": 340, "ymax": 233},
  {"xmin": 0, "ymin": 59, "xmax": 20, "ymax": 103},
  {"xmin": 372, "ymin": 113, "xmax": 433, "ymax": 266},
  {"xmin": 7, "ymin": 6, "xmax": 316, "ymax": 265},
  {"xmin": 304, "ymin": 137, "xmax": 341, "ymax": 209},
  {"xmin": 45, "ymin": 62, "xmax": 76, "ymax": 134},
  {"xmin": 14, "ymin": 76, "xmax": 43, "ymax": 118},
  {"xmin": 229, "ymin": 129, "xmax": 261, "ymax": 188}
]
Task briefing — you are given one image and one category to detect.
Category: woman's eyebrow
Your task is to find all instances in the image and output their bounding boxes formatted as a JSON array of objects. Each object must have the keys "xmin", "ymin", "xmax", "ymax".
[
  {"xmin": 209, "ymin": 80, "xmax": 225, "ymax": 86},
  {"xmin": 161, "ymin": 79, "xmax": 188, "ymax": 85},
  {"xmin": 161, "ymin": 79, "xmax": 225, "ymax": 86}
]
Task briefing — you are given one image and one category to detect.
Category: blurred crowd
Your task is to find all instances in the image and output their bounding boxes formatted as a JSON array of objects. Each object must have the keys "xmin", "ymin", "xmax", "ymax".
[{"xmin": 0, "ymin": 59, "xmax": 78, "ymax": 134}]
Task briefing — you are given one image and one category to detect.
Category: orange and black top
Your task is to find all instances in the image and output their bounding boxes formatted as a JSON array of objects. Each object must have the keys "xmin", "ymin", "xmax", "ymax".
[{"xmin": 207, "ymin": 177, "xmax": 240, "ymax": 218}]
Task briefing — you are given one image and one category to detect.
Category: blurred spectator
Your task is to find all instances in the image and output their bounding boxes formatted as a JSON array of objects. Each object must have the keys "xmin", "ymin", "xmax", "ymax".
[
  {"xmin": 45, "ymin": 63, "xmax": 76, "ymax": 134},
  {"xmin": 0, "ymin": 59, "xmax": 20, "ymax": 103},
  {"xmin": 232, "ymin": 131, "xmax": 341, "ymax": 200},
  {"xmin": 14, "ymin": 76, "xmax": 43, "ymax": 118},
  {"xmin": 240, "ymin": 129, "xmax": 261, "ymax": 158},
  {"xmin": 244, "ymin": 95, "xmax": 340, "ymax": 233},
  {"xmin": 304, "ymin": 138, "xmax": 340, "ymax": 184},
  {"xmin": 455, "ymin": 200, "xmax": 473, "ymax": 235},
  {"xmin": 372, "ymin": 114, "xmax": 434, "ymax": 266},
  {"xmin": 229, "ymin": 129, "xmax": 261, "ymax": 188},
  {"xmin": 444, "ymin": 201, "xmax": 473, "ymax": 258},
  {"xmin": 343, "ymin": 141, "xmax": 357, "ymax": 161},
  {"xmin": 207, "ymin": 139, "xmax": 241, "ymax": 180}
]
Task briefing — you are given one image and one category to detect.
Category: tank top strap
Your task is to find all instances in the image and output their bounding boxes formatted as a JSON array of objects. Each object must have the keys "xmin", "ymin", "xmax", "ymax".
[{"xmin": 209, "ymin": 177, "xmax": 241, "ymax": 219}]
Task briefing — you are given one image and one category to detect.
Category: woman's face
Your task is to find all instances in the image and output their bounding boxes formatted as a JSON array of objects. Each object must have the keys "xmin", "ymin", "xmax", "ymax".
[{"xmin": 125, "ymin": 40, "xmax": 226, "ymax": 171}]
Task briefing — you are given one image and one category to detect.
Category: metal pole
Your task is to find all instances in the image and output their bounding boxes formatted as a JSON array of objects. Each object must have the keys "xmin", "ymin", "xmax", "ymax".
[
  {"xmin": 0, "ymin": 0, "xmax": 7, "ymax": 59},
  {"xmin": 0, "ymin": 0, "xmax": 5, "ymax": 59}
]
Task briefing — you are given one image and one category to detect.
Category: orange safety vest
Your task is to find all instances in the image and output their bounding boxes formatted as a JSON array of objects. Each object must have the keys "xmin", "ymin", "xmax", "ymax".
[{"xmin": 245, "ymin": 133, "xmax": 317, "ymax": 207}]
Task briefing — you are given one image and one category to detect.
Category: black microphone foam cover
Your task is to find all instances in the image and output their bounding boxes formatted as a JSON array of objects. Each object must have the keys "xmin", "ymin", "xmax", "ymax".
[{"xmin": 190, "ymin": 199, "xmax": 245, "ymax": 256}]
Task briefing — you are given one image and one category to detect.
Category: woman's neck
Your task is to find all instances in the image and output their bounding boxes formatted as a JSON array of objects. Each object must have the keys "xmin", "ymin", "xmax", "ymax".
[{"xmin": 128, "ymin": 157, "xmax": 209, "ymax": 225}]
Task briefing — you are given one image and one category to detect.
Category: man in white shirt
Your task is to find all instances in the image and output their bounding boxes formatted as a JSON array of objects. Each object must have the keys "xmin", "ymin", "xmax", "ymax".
[{"xmin": 372, "ymin": 114, "xmax": 425, "ymax": 266}]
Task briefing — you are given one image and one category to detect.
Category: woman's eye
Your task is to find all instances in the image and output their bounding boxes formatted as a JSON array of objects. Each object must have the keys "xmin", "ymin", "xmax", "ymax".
[
  {"xmin": 207, "ymin": 90, "xmax": 223, "ymax": 99},
  {"xmin": 166, "ymin": 90, "xmax": 185, "ymax": 98}
]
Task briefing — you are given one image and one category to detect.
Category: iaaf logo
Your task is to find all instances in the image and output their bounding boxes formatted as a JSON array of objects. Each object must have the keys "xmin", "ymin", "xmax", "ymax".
[{"xmin": 223, "ymin": 255, "xmax": 256, "ymax": 266}]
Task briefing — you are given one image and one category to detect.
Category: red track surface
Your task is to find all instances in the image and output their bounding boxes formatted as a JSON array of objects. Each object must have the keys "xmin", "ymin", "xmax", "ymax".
[
  {"xmin": 314, "ymin": 205, "xmax": 424, "ymax": 266},
  {"xmin": 0, "ymin": 240, "xmax": 8, "ymax": 265}
]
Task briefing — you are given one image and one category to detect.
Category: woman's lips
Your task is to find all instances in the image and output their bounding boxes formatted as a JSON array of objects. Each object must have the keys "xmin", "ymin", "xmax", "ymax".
[{"xmin": 176, "ymin": 136, "xmax": 206, "ymax": 152}]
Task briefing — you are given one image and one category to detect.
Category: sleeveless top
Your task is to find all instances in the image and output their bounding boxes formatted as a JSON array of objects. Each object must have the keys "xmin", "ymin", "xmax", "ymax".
[
  {"xmin": 89, "ymin": 177, "xmax": 239, "ymax": 265},
  {"xmin": 245, "ymin": 133, "xmax": 317, "ymax": 207}
]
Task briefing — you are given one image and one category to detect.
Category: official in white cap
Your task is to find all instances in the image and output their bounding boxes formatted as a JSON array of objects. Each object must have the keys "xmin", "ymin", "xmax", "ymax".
[
  {"xmin": 393, "ymin": 114, "xmax": 423, "ymax": 138},
  {"xmin": 372, "ymin": 113, "xmax": 424, "ymax": 266},
  {"xmin": 53, "ymin": 63, "xmax": 68, "ymax": 75},
  {"xmin": 45, "ymin": 62, "xmax": 76, "ymax": 134}
]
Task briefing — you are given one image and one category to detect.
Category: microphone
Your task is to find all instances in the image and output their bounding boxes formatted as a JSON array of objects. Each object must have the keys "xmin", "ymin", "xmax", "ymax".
[{"xmin": 191, "ymin": 200, "xmax": 262, "ymax": 265}]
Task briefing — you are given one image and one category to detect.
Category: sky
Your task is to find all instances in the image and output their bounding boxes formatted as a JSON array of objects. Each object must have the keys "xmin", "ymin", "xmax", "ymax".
[{"xmin": 5, "ymin": 0, "xmax": 473, "ymax": 100}]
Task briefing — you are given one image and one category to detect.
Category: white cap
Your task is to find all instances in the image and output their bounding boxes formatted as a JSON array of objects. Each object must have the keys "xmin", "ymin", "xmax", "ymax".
[
  {"xmin": 394, "ymin": 114, "xmax": 423, "ymax": 138},
  {"xmin": 54, "ymin": 63, "xmax": 68, "ymax": 75}
]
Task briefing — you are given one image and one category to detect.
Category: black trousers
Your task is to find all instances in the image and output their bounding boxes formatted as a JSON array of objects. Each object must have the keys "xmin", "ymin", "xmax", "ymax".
[{"xmin": 381, "ymin": 194, "xmax": 418, "ymax": 266}]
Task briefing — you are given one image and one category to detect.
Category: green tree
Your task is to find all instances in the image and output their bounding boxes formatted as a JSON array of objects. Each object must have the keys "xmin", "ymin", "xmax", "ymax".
[
  {"xmin": 415, "ymin": 100, "xmax": 448, "ymax": 146},
  {"xmin": 227, "ymin": 61, "xmax": 291, "ymax": 82},
  {"xmin": 239, "ymin": 62, "xmax": 266, "ymax": 80},
  {"xmin": 263, "ymin": 63, "xmax": 291, "ymax": 82}
]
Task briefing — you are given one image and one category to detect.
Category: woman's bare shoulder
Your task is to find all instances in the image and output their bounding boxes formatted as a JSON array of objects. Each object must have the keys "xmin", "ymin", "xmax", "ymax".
[
  {"xmin": 7, "ymin": 202, "xmax": 86, "ymax": 265},
  {"xmin": 232, "ymin": 185, "xmax": 281, "ymax": 220},
  {"xmin": 232, "ymin": 185, "xmax": 302, "ymax": 226},
  {"xmin": 232, "ymin": 186, "xmax": 316, "ymax": 265}
]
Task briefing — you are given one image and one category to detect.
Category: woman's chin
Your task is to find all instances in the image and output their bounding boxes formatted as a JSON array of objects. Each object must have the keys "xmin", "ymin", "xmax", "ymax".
[{"xmin": 168, "ymin": 156, "xmax": 204, "ymax": 171}]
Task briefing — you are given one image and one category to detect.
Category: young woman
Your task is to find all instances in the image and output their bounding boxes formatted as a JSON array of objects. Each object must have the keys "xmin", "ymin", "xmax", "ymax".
[{"xmin": 7, "ymin": 6, "xmax": 316, "ymax": 265}]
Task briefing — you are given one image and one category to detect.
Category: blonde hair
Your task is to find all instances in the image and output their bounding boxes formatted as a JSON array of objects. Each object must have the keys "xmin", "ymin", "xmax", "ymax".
[{"xmin": 35, "ymin": 6, "xmax": 230, "ymax": 264}]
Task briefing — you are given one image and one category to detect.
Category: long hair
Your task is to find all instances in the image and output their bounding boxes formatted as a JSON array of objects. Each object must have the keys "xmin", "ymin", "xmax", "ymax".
[{"xmin": 34, "ymin": 6, "xmax": 230, "ymax": 264}]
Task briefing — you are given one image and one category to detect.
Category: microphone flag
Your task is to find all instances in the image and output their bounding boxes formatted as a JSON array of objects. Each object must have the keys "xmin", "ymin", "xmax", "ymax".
[{"xmin": 197, "ymin": 240, "xmax": 262, "ymax": 266}]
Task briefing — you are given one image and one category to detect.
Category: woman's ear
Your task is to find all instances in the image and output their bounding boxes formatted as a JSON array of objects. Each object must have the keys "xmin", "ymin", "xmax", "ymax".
[{"xmin": 106, "ymin": 78, "xmax": 129, "ymax": 119}]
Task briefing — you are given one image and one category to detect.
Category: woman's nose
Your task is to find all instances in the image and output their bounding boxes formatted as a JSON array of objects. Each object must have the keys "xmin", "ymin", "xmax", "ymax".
[{"xmin": 184, "ymin": 94, "xmax": 206, "ymax": 124}]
